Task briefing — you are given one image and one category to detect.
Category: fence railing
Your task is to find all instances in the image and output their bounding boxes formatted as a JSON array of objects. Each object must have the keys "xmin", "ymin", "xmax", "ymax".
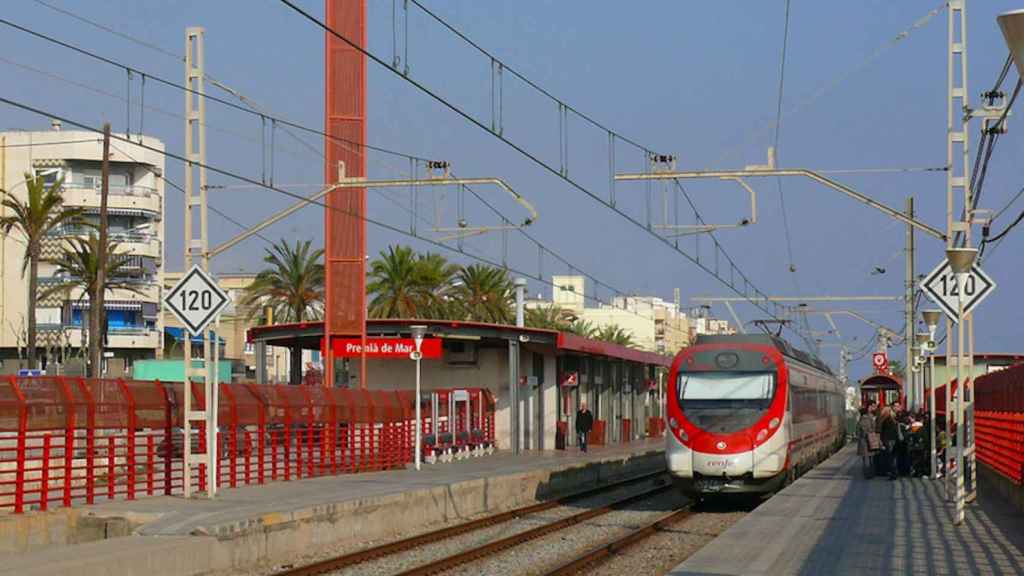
[
  {"xmin": 930, "ymin": 362, "xmax": 1024, "ymax": 486},
  {"xmin": 0, "ymin": 376, "xmax": 496, "ymax": 513}
]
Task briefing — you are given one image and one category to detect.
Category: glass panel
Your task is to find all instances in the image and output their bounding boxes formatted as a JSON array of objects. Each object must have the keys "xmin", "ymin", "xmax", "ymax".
[{"xmin": 680, "ymin": 372, "xmax": 774, "ymax": 401}]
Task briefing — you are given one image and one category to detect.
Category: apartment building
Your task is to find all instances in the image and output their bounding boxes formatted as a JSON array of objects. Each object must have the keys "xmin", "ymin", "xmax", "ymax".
[{"xmin": 0, "ymin": 126, "xmax": 165, "ymax": 374}]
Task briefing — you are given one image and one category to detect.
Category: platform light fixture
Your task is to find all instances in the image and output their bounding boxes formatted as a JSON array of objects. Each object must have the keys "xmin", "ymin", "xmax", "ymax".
[
  {"xmin": 998, "ymin": 10, "xmax": 1024, "ymax": 79},
  {"xmin": 410, "ymin": 325, "xmax": 428, "ymax": 471}
]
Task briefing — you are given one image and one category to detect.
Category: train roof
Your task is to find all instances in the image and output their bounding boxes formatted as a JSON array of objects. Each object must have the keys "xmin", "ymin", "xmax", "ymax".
[{"xmin": 693, "ymin": 334, "xmax": 835, "ymax": 376}]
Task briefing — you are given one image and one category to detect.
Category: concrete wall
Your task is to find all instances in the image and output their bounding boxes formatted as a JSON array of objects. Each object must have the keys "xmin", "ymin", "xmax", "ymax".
[{"xmin": 364, "ymin": 345, "xmax": 560, "ymax": 452}]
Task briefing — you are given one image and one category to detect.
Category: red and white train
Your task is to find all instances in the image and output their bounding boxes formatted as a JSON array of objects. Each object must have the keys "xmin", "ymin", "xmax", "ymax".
[{"xmin": 666, "ymin": 334, "xmax": 845, "ymax": 496}]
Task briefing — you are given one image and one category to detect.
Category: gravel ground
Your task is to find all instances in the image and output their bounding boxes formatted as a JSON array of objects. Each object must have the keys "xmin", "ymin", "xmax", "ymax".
[
  {"xmin": 443, "ymin": 489, "xmax": 686, "ymax": 576},
  {"xmin": 590, "ymin": 503, "xmax": 749, "ymax": 576},
  {"xmin": 220, "ymin": 475, "xmax": 666, "ymax": 576}
]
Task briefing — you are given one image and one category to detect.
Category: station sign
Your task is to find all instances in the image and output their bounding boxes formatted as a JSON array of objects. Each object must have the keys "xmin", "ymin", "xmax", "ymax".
[
  {"xmin": 560, "ymin": 372, "xmax": 578, "ymax": 387},
  {"xmin": 329, "ymin": 337, "xmax": 442, "ymax": 359},
  {"xmin": 920, "ymin": 259, "xmax": 996, "ymax": 323}
]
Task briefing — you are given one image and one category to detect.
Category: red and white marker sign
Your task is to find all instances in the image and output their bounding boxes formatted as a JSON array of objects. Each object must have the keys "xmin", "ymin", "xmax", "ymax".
[{"xmin": 872, "ymin": 352, "xmax": 889, "ymax": 374}]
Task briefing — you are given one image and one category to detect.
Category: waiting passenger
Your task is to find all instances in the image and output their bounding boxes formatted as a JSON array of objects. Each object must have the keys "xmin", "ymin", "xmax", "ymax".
[
  {"xmin": 877, "ymin": 406, "xmax": 900, "ymax": 480},
  {"xmin": 575, "ymin": 401, "xmax": 594, "ymax": 453},
  {"xmin": 856, "ymin": 406, "xmax": 877, "ymax": 478}
]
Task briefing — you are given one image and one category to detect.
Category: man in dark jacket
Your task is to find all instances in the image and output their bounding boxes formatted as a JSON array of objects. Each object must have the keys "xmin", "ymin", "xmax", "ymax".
[
  {"xmin": 575, "ymin": 401, "xmax": 594, "ymax": 453},
  {"xmin": 878, "ymin": 407, "xmax": 900, "ymax": 480}
]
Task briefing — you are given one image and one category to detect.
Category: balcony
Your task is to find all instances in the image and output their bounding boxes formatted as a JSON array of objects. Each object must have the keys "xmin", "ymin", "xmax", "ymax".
[
  {"xmin": 61, "ymin": 326, "xmax": 160, "ymax": 350},
  {"xmin": 65, "ymin": 282, "xmax": 160, "ymax": 304},
  {"xmin": 61, "ymin": 183, "xmax": 160, "ymax": 216}
]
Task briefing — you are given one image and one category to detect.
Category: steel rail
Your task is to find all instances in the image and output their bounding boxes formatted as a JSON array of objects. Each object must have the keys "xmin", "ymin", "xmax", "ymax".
[
  {"xmin": 270, "ymin": 471, "xmax": 665, "ymax": 576},
  {"xmin": 541, "ymin": 506, "xmax": 695, "ymax": 576},
  {"xmin": 392, "ymin": 483, "xmax": 672, "ymax": 576}
]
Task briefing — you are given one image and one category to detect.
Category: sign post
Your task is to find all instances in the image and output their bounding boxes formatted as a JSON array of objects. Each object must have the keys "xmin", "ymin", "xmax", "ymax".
[{"xmin": 164, "ymin": 265, "xmax": 230, "ymax": 497}]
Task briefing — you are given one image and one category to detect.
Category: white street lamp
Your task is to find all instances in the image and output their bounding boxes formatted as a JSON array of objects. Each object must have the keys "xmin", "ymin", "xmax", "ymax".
[
  {"xmin": 921, "ymin": 311, "xmax": 940, "ymax": 480},
  {"xmin": 998, "ymin": 10, "xmax": 1024, "ymax": 78},
  {"xmin": 410, "ymin": 325, "xmax": 427, "ymax": 471},
  {"xmin": 944, "ymin": 247, "xmax": 976, "ymax": 523}
]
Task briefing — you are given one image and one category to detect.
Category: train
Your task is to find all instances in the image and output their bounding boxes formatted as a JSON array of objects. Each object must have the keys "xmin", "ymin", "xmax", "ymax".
[{"xmin": 665, "ymin": 334, "xmax": 846, "ymax": 496}]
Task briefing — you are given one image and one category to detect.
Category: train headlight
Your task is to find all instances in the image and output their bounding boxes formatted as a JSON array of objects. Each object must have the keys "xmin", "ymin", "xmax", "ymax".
[
  {"xmin": 769, "ymin": 417, "xmax": 780, "ymax": 429},
  {"xmin": 669, "ymin": 417, "xmax": 678, "ymax": 429},
  {"xmin": 756, "ymin": 429, "xmax": 768, "ymax": 443},
  {"xmin": 679, "ymin": 429, "xmax": 688, "ymax": 442}
]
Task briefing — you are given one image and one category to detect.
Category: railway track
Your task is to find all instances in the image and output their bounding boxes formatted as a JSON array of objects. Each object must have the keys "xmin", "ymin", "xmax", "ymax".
[
  {"xmin": 391, "ymin": 483, "xmax": 672, "ymax": 576},
  {"xmin": 271, "ymin": 470, "xmax": 666, "ymax": 576},
  {"xmin": 540, "ymin": 506, "xmax": 694, "ymax": 575}
]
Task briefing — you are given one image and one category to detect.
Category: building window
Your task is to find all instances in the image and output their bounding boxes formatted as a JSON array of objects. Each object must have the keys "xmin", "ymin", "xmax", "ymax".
[{"xmin": 33, "ymin": 168, "xmax": 63, "ymax": 186}]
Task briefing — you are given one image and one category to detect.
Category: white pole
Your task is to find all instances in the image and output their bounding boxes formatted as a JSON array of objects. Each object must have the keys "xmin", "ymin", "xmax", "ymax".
[
  {"xmin": 209, "ymin": 317, "xmax": 219, "ymax": 497},
  {"xmin": 929, "ymin": 354, "xmax": 937, "ymax": 479},
  {"xmin": 415, "ymin": 353, "xmax": 421, "ymax": 471},
  {"xmin": 955, "ymin": 277, "xmax": 965, "ymax": 524}
]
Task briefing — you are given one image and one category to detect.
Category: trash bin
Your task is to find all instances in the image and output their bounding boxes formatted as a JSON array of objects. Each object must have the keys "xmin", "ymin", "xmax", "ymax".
[{"xmin": 555, "ymin": 421, "xmax": 568, "ymax": 450}]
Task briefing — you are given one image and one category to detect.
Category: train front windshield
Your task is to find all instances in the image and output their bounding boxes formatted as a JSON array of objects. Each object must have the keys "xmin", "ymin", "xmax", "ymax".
[{"xmin": 678, "ymin": 372, "xmax": 775, "ymax": 434}]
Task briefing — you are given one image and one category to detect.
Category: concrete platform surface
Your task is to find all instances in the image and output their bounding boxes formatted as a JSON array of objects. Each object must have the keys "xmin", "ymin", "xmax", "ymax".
[
  {"xmin": 88, "ymin": 437, "xmax": 664, "ymax": 537},
  {"xmin": 671, "ymin": 445, "xmax": 1024, "ymax": 576},
  {"xmin": 2, "ymin": 439, "xmax": 665, "ymax": 576}
]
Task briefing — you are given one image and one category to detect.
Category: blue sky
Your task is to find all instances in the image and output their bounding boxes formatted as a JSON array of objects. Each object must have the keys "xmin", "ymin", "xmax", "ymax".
[{"xmin": 2, "ymin": 1, "xmax": 1022, "ymax": 379}]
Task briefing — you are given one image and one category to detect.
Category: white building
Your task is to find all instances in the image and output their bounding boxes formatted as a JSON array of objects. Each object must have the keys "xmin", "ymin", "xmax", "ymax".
[
  {"xmin": 0, "ymin": 126, "xmax": 165, "ymax": 375},
  {"xmin": 690, "ymin": 316, "xmax": 736, "ymax": 340},
  {"xmin": 527, "ymin": 275, "xmax": 689, "ymax": 354}
]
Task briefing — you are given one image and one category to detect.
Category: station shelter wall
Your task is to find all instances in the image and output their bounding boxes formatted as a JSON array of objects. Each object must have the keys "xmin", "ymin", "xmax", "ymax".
[{"xmin": 363, "ymin": 345, "xmax": 557, "ymax": 451}]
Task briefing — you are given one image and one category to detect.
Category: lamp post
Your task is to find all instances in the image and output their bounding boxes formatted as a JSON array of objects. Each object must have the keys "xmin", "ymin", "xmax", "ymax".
[
  {"xmin": 921, "ymin": 309, "xmax": 941, "ymax": 482},
  {"xmin": 946, "ymin": 247, "xmax": 977, "ymax": 524},
  {"xmin": 410, "ymin": 325, "xmax": 427, "ymax": 471}
]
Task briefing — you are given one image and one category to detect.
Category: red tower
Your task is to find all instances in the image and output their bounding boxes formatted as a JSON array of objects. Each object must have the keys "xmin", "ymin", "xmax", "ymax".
[{"xmin": 324, "ymin": 0, "xmax": 367, "ymax": 387}]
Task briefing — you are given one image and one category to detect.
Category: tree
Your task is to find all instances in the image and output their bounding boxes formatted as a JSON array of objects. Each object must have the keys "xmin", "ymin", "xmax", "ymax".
[
  {"xmin": 240, "ymin": 239, "xmax": 324, "ymax": 323},
  {"xmin": 0, "ymin": 172, "xmax": 83, "ymax": 368},
  {"xmin": 525, "ymin": 304, "xmax": 572, "ymax": 331},
  {"xmin": 366, "ymin": 245, "xmax": 457, "ymax": 319},
  {"xmin": 41, "ymin": 235, "xmax": 146, "ymax": 368},
  {"xmin": 594, "ymin": 324, "xmax": 635, "ymax": 347},
  {"xmin": 453, "ymin": 263, "xmax": 513, "ymax": 324},
  {"xmin": 888, "ymin": 359, "xmax": 905, "ymax": 379},
  {"xmin": 567, "ymin": 318, "xmax": 598, "ymax": 339}
]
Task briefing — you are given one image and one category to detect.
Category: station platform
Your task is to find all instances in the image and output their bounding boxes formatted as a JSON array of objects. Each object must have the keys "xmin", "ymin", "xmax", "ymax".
[
  {"xmin": 671, "ymin": 445, "xmax": 1024, "ymax": 575},
  {"xmin": 2, "ymin": 438, "xmax": 664, "ymax": 576}
]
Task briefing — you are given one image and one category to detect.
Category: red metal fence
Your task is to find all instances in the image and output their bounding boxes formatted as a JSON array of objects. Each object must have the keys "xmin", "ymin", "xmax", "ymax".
[
  {"xmin": 930, "ymin": 363, "xmax": 1024, "ymax": 485},
  {"xmin": 0, "ymin": 377, "xmax": 495, "ymax": 513}
]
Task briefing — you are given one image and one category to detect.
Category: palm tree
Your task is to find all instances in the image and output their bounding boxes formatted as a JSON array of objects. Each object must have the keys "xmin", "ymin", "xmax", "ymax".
[
  {"xmin": 0, "ymin": 172, "xmax": 83, "ymax": 368},
  {"xmin": 240, "ymin": 239, "xmax": 324, "ymax": 323},
  {"xmin": 453, "ymin": 264, "xmax": 513, "ymax": 324},
  {"xmin": 594, "ymin": 324, "xmax": 635, "ymax": 347},
  {"xmin": 41, "ymin": 235, "xmax": 146, "ymax": 369},
  {"xmin": 525, "ymin": 304, "xmax": 571, "ymax": 331},
  {"xmin": 567, "ymin": 318, "xmax": 598, "ymax": 338},
  {"xmin": 366, "ymin": 246, "xmax": 457, "ymax": 319}
]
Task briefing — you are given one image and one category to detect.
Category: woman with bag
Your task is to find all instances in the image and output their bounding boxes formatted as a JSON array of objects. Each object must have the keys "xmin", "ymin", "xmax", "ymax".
[
  {"xmin": 877, "ymin": 406, "xmax": 900, "ymax": 480},
  {"xmin": 857, "ymin": 404, "xmax": 877, "ymax": 478}
]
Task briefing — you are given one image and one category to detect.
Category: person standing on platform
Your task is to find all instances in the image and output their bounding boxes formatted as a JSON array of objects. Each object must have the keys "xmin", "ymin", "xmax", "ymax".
[
  {"xmin": 857, "ymin": 405, "xmax": 877, "ymax": 478},
  {"xmin": 877, "ymin": 406, "xmax": 900, "ymax": 480},
  {"xmin": 576, "ymin": 401, "xmax": 594, "ymax": 453}
]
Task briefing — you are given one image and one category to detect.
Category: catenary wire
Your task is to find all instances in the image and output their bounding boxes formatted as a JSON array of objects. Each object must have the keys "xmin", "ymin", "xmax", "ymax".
[
  {"xmin": 276, "ymin": 0, "xmax": 809, "ymax": 346},
  {"xmin": 4, "ymin": 97, "xmax": 692, "ymax": 339},
  {"xmin": 0, "ymin": 18, "xmax": 652, "ymax": 327}
]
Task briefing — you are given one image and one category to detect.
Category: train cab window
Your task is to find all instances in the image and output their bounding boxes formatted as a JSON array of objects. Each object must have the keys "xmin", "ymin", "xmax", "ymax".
[
  {"xmin": 680, "ymin": 372, "xmax": 775, "ymax": 404},
  {"xmin": 677, "ymin": 372, "xmax": 776, "ymax": 434}
]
